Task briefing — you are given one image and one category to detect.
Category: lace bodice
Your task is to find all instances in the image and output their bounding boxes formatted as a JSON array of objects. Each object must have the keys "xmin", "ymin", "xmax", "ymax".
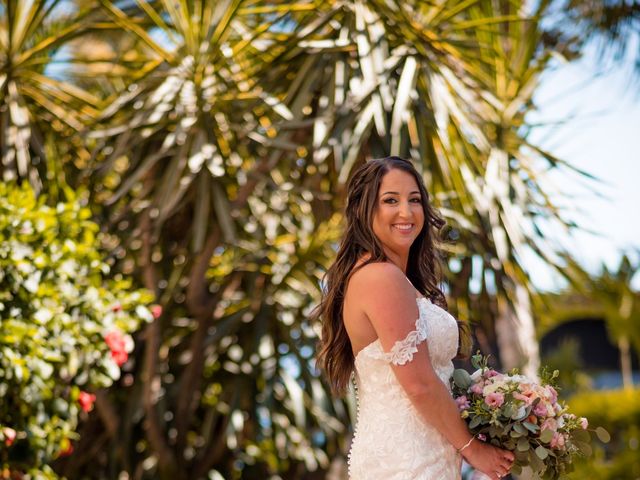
[{"xmin": 348, "ymin": 297, "xmax": 462, "ymax": 479}]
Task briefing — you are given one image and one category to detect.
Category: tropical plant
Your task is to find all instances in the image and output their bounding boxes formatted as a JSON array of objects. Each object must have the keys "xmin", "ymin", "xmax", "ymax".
[
  {"xmin": 0, "ymin": 0, "xmax": 106, "ymax": 193},
  {"xmin": 0, "ymin": 0, "xmax": 620, "ymax": 478},
  {"xmin": 55, "ymin": 1, "xmax": 599, "ymax": 478},
  {"xmin": 544, "ymin": 0, "xmax": 640, "ymax": 79},
  {"xmin": 556, "ymin": 253, "xmax": 640, "ymax": 388},
  {"xmin": 0, "ymin": 181, "xmax": 153, "ymax": 478}
]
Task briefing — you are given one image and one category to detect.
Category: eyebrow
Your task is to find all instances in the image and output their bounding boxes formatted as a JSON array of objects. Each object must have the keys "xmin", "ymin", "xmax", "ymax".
[{"xmin": 381, "ymin": 191, "xmax": 421, "ymax": 195}]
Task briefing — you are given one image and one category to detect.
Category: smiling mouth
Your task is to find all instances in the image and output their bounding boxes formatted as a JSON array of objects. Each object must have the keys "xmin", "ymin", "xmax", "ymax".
[{"xmin": 392, "ymin": 224, "xmax": 414, "ymax": 232}]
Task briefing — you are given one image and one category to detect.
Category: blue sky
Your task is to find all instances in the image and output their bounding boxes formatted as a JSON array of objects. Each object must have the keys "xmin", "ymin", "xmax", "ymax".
[{"xmin": 525, "ymin": 37, "xmax": 640, "ymax": 291}]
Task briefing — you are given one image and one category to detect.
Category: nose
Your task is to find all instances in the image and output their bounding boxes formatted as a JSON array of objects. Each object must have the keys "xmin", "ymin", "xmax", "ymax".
[{"xmin": 398, "ymin": 200, "xmax": 412, "ymax": 218}]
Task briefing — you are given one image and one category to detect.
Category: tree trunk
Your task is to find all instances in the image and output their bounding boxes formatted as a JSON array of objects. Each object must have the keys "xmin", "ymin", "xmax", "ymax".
[
  {"xmin": 619, "ymin": 335, "xmax": 634, "ymax": 389},
  {"xmin": 495, "ymin": 282, "xmax": 540, "ymax": 379}
]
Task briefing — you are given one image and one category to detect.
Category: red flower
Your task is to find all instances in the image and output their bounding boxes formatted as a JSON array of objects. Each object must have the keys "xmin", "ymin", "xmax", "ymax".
[
  {"xmin": 104, "ymin": 330, "xmax": 128, "ymax": 366},
  {"xmin": 3, "ymin": 427, "xmax": 16, "ymax": 446},
  {"xmin": 150, "ymin": 304, "xmax": 163, "ymax": 319},
  {"xmin": 111, "ymin": 303, "xmax": 122, "ymax": 312},
  {"xmin": 78, "ymin": 391, "xmax": 96, "ymax": 412}
]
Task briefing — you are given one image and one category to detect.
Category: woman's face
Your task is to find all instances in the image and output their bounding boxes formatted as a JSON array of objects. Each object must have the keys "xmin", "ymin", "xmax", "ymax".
[{"xmin": 372, "ymin": 168, "xmax": 425, "ymax": 256}]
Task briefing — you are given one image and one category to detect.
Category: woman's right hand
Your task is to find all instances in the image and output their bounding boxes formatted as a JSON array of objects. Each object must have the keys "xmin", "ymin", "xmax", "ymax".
[{"xmin": 461, "ymin": 438, "xmax": 514, "ymax": 480}]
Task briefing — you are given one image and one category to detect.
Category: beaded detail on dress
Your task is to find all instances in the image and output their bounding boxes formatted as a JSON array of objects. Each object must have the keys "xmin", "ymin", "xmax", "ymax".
[{"xmin": 348, "ymin": 297, "xmax": 462, "ymax": 480}]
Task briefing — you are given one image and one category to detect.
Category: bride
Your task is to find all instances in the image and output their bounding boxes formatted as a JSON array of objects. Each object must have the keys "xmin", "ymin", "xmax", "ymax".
[{"xmin": 316, "ymin": 157, "xmax": 514, "ymax": 479}]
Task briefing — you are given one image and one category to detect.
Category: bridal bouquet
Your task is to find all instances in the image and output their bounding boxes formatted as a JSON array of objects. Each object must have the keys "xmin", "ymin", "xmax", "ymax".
[{"xmin": 451, "ymin": 355, "xmax": 609, "ymax": 479}]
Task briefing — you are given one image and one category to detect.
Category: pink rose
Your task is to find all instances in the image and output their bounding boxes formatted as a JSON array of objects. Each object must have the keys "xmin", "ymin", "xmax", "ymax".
[
  {"xmin": 471, "ymin": 382, "xmax": 484, "ymax": 395},
  {"xmin": 546, "ymin": 385, "xmax": 558, "ymax": 403},
  {"xmin": 550, "ymin": 432, "xmax": 566, "ymax": 449},
  {"xmin": 484, "ymin": 369, "xmax": 500, "ymax": 378},
  {"xmin": 485, "ymin": 392, "xmax": 504, "ymax": 408},
  {"xmin": 580, "ymin": 417, "xmax": 588, "ymax": 429},
  {"xmin": 533, "ymin": 402, "xmax": 549, "ymax": 417},
  {"xmin": 105, "ymin": 330, "xmax": 128, "ymax": 366},
  {"xmin": 3, "ymin": 427, "xmax": 16, "ymax": 446},
  {"xmin": 540, "ymin": 418, "xmax": 558, "ymax": 433},
  {"xmin": 78, "ymin": 391, "xmax": 96, "ymax": 412},
  {"xmin": 513, "ymin": 392, "xmax": 533, "ymax": 406},
  {"xmin": 455, "ymin": 396, "xmax": 470, "ymax": 410}
]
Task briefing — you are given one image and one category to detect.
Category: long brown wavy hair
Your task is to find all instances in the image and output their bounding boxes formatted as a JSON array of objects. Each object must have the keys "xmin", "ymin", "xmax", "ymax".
[{"xmin": 316, "ymin": 156, "xmax": 465, "ymax": 396}]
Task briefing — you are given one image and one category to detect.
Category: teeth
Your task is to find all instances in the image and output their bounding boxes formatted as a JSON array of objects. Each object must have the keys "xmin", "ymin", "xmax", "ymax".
[{"xmin": 393, "ymin": 224, "xmax": 413, "ymax": 230}]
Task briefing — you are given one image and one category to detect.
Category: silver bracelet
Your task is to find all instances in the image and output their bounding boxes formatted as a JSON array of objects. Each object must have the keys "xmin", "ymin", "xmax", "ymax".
[{"xmin": 457, "ymin": 436, "xmax": 474, "ymax": 453}]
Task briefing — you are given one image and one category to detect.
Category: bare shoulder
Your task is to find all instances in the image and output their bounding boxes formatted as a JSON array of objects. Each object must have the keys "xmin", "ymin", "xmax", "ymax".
[
  {"xmin": 347, "ymin": 262, "xmax": 415, "ymax": 309},
  {"xmin": 343, "ymin": 262, "xmax": 417, "ymax": 353}
]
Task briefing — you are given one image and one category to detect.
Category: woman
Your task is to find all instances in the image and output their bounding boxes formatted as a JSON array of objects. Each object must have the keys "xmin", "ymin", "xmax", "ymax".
[{"xmin": 316, "ymin": 157, "xmax": 514, "ymax": 479}]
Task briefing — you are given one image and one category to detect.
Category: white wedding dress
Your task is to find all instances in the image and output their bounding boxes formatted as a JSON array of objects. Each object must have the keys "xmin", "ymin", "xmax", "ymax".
[{"xmin": 348, "ymin": 296, "xmax": 462, "ymax": 479}]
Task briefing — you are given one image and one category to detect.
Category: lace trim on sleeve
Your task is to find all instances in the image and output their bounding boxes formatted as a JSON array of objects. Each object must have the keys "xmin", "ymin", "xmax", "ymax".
[{"xmin": 368, "ymin": 314, "xmax": 428, "ymax": 365}]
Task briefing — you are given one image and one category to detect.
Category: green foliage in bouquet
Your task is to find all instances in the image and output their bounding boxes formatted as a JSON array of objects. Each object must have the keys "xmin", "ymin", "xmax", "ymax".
[
  {"xmin": 565, "ymin": 388, "xmax": 640, "ymax": 480},
  {"xmin": 0, "ymin": 183, "xmax": 154, "ymax": 477},
  {"xmin": 452, "ymin": 355, "xmax": 610, "ymax": 480}
]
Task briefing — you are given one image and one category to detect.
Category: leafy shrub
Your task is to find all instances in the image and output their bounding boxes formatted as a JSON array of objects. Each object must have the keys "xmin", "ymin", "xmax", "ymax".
[
  {"xmin": 566, "ymin": 388, "xmax": 640, "ymax": 479},
  {"xmin": 0, "ymin": 183, "xmax": 154, "ymax": 478}
]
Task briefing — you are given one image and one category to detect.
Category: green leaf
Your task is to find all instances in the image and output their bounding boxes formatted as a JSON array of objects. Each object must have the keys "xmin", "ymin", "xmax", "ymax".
[
  {"xmin": 528, "ymin": 448, "xmax": 545, "ymax": 473},
  {"xmin": 595, "ymin": 426, "xmax": 611, "ymax": 443},
  {"xmin": 523, "ymin": 421, "xmax": 539, "ymax": 433},
  {"xmin": 574, "ymin": 440, "xmax": 593, "ymax": 456},
  {"xmin": 539, "ymin": 428, "xmax": 553, "ymax": 443},
  {"xmin": 513, "ymin": 422, "xmax": 527, "ymax": 434},
  {"xmin": 571, "ymin": 428, "xmax": 590, "ymax": 443},
  {"xmin": 503, "ymin": 404, "xmax": 515, "ymax": 418},
  {"xmin": 469, "ymin": 415, "xmax": 483, "ymax": 429},
  {"xmin": 517, "ymin": 436, "xmax": 530, "ymax": 452},
  {"xmin": 452, "ymin": 368, "xmax": 472, "ymax": 389},
  {"xmin": 535, "ymin": 445, "xmax": 549, "ymax": 460},
  {"xmin": 471, "ymin": 354, "xmax": 483, "ymax": 370}
]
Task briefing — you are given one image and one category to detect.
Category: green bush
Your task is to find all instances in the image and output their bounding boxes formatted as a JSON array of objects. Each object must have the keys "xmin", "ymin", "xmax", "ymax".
[
  {"xmin": 566, "ymin": 388, "xmax": 640, "ymax": 479},
  {"xmin": 0, "ymin": 182, "xmax": 154, "ymax": 478}
]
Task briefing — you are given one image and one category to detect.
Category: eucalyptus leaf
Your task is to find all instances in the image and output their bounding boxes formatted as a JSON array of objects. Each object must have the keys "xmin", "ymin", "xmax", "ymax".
[
  {"xmin": 452, "ymin": 368, "xmax": 472, "ymax": 389},
  {"xmin": 574, "ymin": 440, "xmax": 593, "ymax": 456},
  {"xmin": 469, "ymin": 415, "xmax": 483, "ymax": 429},
  {"xmin": 528, "ymin": 448, "xmax": 545, "ymax": 473},
  {"xmin": 513, "ymin": 423, "xmax": 527, "ymax": 434},
  {"xmin": 571, "ymin": 428, "xmax": 590, "ymax": 443},
  {"xmin": 595, "ymin": 426, "xmax": 611, "ymax": 443},
  {"xmin": 517, "ymin": 436, "xmax": 530, "ymax": 452},
  {"xmin": 539, "ymin": 428, "xmax": 554, "ymax": 443},
  {"xmin": 535, "ymin": 445, "xmax": 549, "ymax": 460},
  {"xmin": 511, "ymin": 463, "xmax": 523, "ymax": 476}
]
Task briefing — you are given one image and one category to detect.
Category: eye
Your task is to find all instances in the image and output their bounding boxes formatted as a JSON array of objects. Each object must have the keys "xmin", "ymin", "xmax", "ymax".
[
  {"xmin": 410, "ymin": 198, "xmax": 421, "ymax": 203},
  {"xmin": 383, "ymin": 198, "xmax": 397, "ymax": 204}
]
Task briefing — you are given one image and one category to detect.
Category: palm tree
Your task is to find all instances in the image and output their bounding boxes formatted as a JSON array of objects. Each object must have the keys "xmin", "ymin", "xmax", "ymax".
[
  {"xmin": 0, "ymin": 0, "xmax": 103, "ymax": 194},
  {"xmin": 55, "ymin": 1, "xmax": 593, "ymax": 478},
  {"xmin": 0, "ymin": 0, "xmax": 610, "ymax": 478},
  {"xmin": 558, "ymin": 253, "xmax": 640, "ymax": 388},
  {"xmin": 544, "ymin": 0, "xmax": 640, "ymax": 79}
]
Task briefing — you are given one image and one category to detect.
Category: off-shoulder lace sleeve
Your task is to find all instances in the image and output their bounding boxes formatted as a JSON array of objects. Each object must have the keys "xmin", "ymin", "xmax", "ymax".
[{"xmin": 367, "ymin": 314, "xmax": 428, "ymax": 365}]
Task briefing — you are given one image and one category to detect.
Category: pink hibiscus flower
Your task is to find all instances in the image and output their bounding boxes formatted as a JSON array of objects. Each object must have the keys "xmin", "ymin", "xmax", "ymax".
[
  {"xmin": 105, "ymin": 330, "xmax": 128, "ymax": 366},
  {"xmin": 78, "ymin": 391, "xmax": 96, "ymax": 412}
]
